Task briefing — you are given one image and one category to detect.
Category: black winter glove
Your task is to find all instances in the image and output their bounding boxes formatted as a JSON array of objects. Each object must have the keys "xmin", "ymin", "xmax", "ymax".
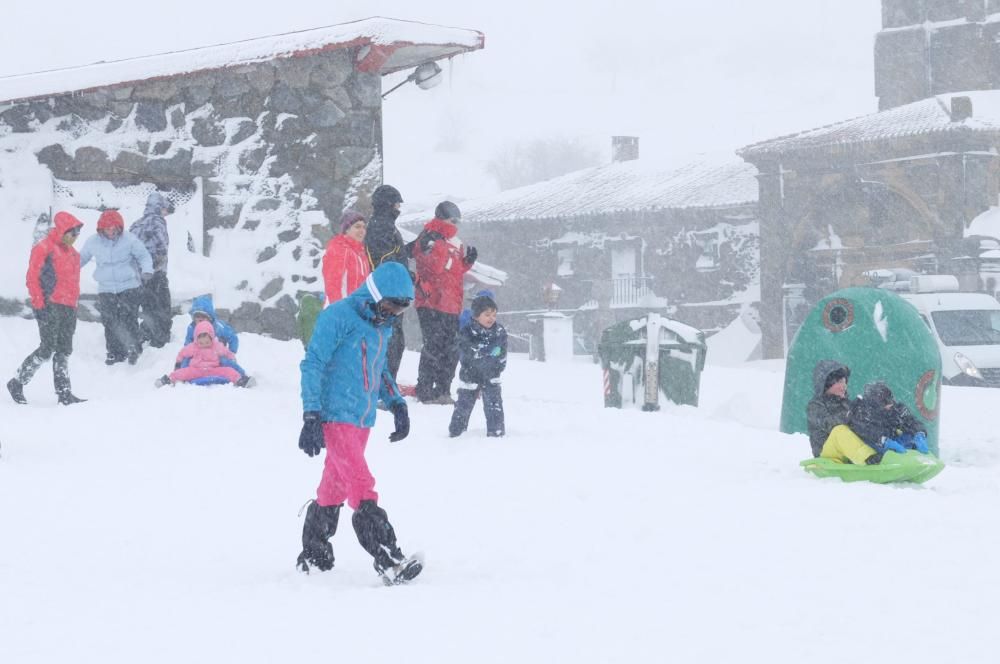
[
  {"xmin": 464, "ymin": 245, "xmax": 478, "ymax": 266},
  {"xmin": 418, "ymin": 231, "xmax": 440, "ymax": 253},
  {"xmin": 141, "ymin": 272, "xmax": 154, "ymax": 285},
  {"xmin": 298, "ymin": 411, "xmax": 324, "ymax": 457},
  {"xmin": 388, "ymin": 401, "xmax": 410, "ymax": 442},
  {"xmin": 33, "ymin": 307, "xmax": 47, "ymax": 322}
]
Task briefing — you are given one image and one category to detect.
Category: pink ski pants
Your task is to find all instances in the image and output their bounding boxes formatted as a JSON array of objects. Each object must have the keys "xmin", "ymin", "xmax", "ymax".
[{"xmin": 315, "ymin": 422, "xmax": 378, "ymax": 510}]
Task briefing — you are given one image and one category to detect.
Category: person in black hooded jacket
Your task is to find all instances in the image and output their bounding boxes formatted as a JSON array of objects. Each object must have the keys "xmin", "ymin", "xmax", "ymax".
[
  {"xmin": 847, "ymin": 381, "xmax": 925, "ymax": 456},
  {"xmin": 364, "ymin": 184, "xmax": 408, "ymax": 378},
  {"xmin": 806, "ymin": 360, "xmax": 879, "ymax": 464},
  {"xmin": 806, "ymin": 360, "xmax": 852, "ymax": 457}
]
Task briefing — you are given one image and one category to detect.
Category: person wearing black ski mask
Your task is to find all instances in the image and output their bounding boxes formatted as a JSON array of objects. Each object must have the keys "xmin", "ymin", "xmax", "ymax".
[{"xmin": 364, "ymin": 184, "xmax": 408, "ymax": 378}]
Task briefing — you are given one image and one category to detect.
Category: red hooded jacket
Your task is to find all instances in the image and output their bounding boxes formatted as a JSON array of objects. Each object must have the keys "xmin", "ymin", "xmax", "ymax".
[
  {"xmin": 413, "ymin": 218, "xmax": 471, "ymax": 314},
  {"xmin": 322, "ymin": 234, "xmax": 371, "ymax": 304},
  {"xmin": 26, "ymin": 211, "xmax": 84, "ymax": 310}
]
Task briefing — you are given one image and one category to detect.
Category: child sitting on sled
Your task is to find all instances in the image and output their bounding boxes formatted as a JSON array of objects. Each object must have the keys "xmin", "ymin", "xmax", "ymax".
[
  {"xmin": 180, "ymin": 294, "xmax": 250, "ymax": 379},
  {"xmin": 820, "ymin": 380, "xmax": 928, "ymax": 464},
  {"xmin": 154, "ymin": 320, "xmax": 254, "ymax": 388}
]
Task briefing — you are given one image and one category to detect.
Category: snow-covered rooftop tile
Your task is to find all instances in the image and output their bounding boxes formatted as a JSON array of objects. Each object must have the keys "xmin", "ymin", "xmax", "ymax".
[
  {"xmin": 0, "ymin": 17, "xmax": 484, "ymax": 103},
  {"xmin": 399, "ymin": 157, "xmax": 758, "ymax": 226},
  {"xmin": 739, "ymin": 91, "xmax": 1000, "ymax": 158}
]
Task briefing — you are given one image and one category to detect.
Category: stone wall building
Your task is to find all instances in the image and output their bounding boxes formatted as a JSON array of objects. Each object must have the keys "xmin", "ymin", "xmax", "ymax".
[
  {"xmin": 0, "ymin": 18, "xmax": 483, "ymax": 338},
  {"xmin": 739, "ymin": 91, "xmax": 1000, "ymax": 359},
  {"xmin": 400, "ymin": 139, "xmax": 760, "ymax": 355},
  {"xmin": 739, "ymin": 0, "xmax": 1000, "ymax": 359},
  {"xmin": 877, "ymin": 1, "xmax": 1000, "ymax": 109}
]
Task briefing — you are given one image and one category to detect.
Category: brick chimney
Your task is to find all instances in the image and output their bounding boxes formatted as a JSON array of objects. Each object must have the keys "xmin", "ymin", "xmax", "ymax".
[
  {"xmin": 950, "ymin": 96, "xmax": 973, "ymax": 122},
  {"xmin": 612, "ymin": 136, "xmax": 639, "ymax": 162}
]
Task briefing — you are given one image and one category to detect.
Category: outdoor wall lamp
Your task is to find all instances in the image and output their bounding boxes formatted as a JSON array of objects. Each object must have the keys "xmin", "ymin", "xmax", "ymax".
[{"xmin": 382, "ymin": 62, "xmax": 443, "ymax": 98}]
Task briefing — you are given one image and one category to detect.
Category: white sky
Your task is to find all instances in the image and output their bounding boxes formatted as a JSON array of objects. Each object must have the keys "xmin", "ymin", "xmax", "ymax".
[{"xmin": 0, "ymin": 0, "xmax": 882, "ymax": 207}]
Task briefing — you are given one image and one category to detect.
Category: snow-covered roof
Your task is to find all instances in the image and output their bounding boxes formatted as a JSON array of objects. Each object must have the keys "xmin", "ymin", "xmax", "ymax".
[
  {"xmin": 0, "ymin": 17, "xmax": 484, "ymax": 104},
  {"xmin": 398, "ymin": 157, "xmax": 758, "ymax": 227},
  {"xmin": 967, "ymin": 205, "xmax": 1000, "ymax": 240},
  {"xmin": 739, "ymin": 91, "xmax": 1000, "ymax": 158}
]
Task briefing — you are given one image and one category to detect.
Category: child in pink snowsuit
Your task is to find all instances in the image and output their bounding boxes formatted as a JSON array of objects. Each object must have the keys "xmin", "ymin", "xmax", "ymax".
[{"xmin": 156, "ymin": 320, "xmax": 241, "ymax": 386}]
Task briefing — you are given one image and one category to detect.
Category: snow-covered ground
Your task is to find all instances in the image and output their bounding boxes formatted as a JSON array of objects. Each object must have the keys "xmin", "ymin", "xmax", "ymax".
[{"xmin": 1, "ymin": 315, "xmax": 997, "ymax": 663}]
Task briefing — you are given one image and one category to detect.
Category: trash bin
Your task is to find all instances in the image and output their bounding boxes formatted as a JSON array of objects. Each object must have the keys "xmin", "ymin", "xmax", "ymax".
[{"xmin": 598, "ymin": 313, "xmax": 707, "ymax": 409}]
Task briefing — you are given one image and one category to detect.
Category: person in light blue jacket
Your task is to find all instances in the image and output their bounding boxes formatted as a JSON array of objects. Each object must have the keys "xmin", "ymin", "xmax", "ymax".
[
  {"xmin": 80, "ymin": 209, "xmax": 153, "ymax": 365},
  {"xmin": 295, "ymin": 262, "xmax": 422, "ymax": 585},
  {"xmin": 180, "ymin": 294, "xmax": 248, "ymax": 378}
]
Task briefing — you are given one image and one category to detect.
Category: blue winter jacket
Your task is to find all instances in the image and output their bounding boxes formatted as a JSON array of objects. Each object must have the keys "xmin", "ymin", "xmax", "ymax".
[
  {"xmin": 79, "ymin": 231, "xmax": 153, "ymax": 294},
  {"xmin": 301, "ymin": 262, "xmax": 414, "ymax": 427},
  {"xmin": 185, "ymin": 294, "xmax": 239, "ymax": 351},
  {"xmin": 130, "ymin": 192, "xmax": 171, "ymax": 272}
]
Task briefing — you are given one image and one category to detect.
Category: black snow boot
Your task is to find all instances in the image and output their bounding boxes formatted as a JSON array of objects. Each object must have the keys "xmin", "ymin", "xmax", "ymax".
[
  {"xmin": 296, "ymin": 501, "xmax": 342, "ymax": 573},
  {"xmin": 352, "ymin": 500, "xmax": 422, "ymax": 585},
  {"xmin": 7, "ymin": 378, "xmax": 26, "ymax": 405},
  {"xmin": 57, "ymin": 392, "xmax": 87, "ymax": 406}
]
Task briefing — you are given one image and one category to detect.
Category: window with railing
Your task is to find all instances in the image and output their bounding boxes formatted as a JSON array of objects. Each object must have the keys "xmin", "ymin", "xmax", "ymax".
[{"xmin": 611, "ymin": 275, "xmax": 655, "ymax": 307}]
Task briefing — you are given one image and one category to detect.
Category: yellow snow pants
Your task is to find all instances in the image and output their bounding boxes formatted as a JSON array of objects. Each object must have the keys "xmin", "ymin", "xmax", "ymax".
[{"xmin": 820, "ymin": 425, "xmax": 878, "ymax": 465}]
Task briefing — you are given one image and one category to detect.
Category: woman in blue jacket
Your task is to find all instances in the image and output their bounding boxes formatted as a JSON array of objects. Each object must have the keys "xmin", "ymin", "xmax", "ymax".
[
  {"xmin": 80, "ymin": 209, "xmax": 153, "ymax": 365},
  {"xmin": 295, "ymin": 262, "xmax": 422, "ymax": 585}
]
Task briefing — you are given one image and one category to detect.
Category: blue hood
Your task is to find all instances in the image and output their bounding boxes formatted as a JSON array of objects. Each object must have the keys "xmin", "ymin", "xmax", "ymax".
[
  {"xmin": 345, "ymin": 262, "xmax": 414, "ymax": 315},
  {"xmin": 189, "ymin": 294, "xmax": 217, "ymax": 321}
]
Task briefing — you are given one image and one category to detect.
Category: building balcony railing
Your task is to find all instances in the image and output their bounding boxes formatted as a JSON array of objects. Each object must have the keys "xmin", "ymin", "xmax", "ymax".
[{"xmin": 611, "ymin": 275, "xmax": 657, "ymax": 308}]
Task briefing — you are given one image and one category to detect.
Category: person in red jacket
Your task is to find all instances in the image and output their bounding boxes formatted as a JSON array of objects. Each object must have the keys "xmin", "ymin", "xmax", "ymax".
[
  {"xmin": 322, "ymin": 210, "xmax": 371, "ymax": 304},
  {"xmin": 7, "ymin": 211, "xmax": 87, "ymax": 405},
  {"xmin": 412, "ymin": 201, "xmax": 477, "ymax": 404}
]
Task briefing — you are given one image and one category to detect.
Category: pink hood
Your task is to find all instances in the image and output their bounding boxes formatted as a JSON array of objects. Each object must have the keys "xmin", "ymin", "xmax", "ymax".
[
  {"xmin": 194, "ymin": 320, "xmax": 216, "ymax": 339},
  {"xmin": 176, "ymin": 320, "xmax": 234, "ymax": 369}
]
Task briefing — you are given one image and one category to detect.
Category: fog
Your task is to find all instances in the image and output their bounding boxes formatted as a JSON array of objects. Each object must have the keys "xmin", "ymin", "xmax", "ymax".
[{"xmin": 1, "ymin": 0, "xmax": 881, "ymax": 206}]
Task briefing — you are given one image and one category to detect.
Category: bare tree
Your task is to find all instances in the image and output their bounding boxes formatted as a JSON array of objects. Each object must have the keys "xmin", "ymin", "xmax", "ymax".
[{"xmin": 486, "ymin": 136, "xmax": 601, "ymax": 191}]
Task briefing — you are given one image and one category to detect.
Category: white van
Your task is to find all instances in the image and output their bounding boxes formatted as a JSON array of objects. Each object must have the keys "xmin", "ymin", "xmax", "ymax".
[{"xmin": 875, "ymin": 273, "xmax": 1000, "ymax": 387}]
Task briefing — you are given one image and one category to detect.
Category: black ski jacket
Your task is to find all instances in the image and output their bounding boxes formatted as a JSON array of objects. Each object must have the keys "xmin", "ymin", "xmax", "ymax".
[
  {"xmin": 847, "ymin": 391, "xmax": 923, "ymax": 452},
  {"xmin": 365, "ymin": 208, "xmax": 408, "ymax": 269},
  {"xmin": 806, "ymin": 360, "xmax": 852, "ymax": 457}
]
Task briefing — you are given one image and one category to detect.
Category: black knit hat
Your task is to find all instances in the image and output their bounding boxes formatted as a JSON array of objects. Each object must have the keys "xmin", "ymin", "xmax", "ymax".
[
  {"xmin": 434, "ymin": 200, "xmax": 462, "ymax": 222},
  {"xmin": 372, "ymin": 185, "xmax": 403, "ymax": 209},
  {"xmin": 471, "ymin": 294, "xmax": 497, "ymax": 317}
]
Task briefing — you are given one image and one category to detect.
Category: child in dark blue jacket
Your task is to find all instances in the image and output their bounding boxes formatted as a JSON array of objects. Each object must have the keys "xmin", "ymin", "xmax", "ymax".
[{"xmin": 449, "ymin": 293, "xmax": 507, "ymax": 438}]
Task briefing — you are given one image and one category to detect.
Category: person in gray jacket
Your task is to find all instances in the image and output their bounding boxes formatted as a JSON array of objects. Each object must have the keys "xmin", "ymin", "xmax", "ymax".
[
  {"xmin": 130, "ymin": 191, "xmax": 174, "ymax": 348},
  {"xmin": 80, "ymin": 209, "xmax": 153, "ymax": 365}
]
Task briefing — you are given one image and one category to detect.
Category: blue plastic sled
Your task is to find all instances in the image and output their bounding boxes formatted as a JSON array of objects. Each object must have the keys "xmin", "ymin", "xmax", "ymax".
[{"xmin": 187, "ymin": 376, "xmax": 232, "ymax": 386}]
